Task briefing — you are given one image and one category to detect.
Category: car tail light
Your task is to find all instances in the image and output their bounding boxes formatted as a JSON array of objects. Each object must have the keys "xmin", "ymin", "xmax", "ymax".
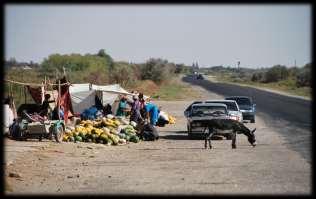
[{"xmin": 192, "ymin": 122, "xmax": 202, "ymax": 127}]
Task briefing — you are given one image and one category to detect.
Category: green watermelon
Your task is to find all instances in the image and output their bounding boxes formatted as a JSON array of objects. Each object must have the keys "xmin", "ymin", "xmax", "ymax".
[
  {"xmin": 107, "ymin": 139, "xmax": 113, "ymax": 145},
  {"xmin": 129, "ymin": 135, "xmax": 140, "ymax": 143},
  {"xmin": 125, "ymin": 135, "xmax": 131, "ymax": 141},
  {"xmin": 75, "ymin": 135, "xmax": 82, "ymax": 142},
  {"xmin": 81, "ymin": 135, "xmax": 86, "ymax": 141},
  {"xmin": 125, "ymin": 125, "xmax": 134, "ymax": 130},
  {"xmin": 118, "ymin": 133, "xmax": 126, "ymax": 139}
]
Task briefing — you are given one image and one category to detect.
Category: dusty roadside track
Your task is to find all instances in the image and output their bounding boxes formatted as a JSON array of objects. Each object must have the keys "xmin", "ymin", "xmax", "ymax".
[{"xmin": 4, "ymin": 84, "xmax": 311, "ymax": 195}]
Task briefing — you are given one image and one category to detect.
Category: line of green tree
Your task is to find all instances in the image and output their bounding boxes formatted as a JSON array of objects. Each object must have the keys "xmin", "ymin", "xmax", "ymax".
[
  {"xmin": 6, "ymin": 49, "xmax": 193, "ymax": 85},
  {"xmin": 201, "ymin": 64, "xmax": 311, "ymax": 88},
  {"xmin": 251, "ymin": 64, "xmax": 311, "ymax": 87},
  {"xmin": 4, "ymin": 49, "xmax": 193, "ymax": 106}
]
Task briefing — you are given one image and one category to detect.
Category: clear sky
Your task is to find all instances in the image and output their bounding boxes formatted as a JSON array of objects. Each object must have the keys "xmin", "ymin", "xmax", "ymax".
[{"xmin": 5, "ymin": 4, "xmax": 311, "ymax": 68}]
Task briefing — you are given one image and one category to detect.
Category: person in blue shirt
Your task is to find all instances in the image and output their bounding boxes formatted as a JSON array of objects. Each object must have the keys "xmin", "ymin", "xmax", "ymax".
[
  {"xmin": 116, "ymin": 95, "xmax": 129, "ymax": 117},
  {"xmin": 144, "ymin": 100, "xmax": 159, "ymax": 126},
  {"xmin": 52, "ymin": 105, "xmax": 65, "ymax": 120}
]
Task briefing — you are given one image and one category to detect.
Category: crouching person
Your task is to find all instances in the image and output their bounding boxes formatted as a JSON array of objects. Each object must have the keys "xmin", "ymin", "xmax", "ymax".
[{"xmin": 136, "ymin": 100, "xmax": 160, "ymax": 141}]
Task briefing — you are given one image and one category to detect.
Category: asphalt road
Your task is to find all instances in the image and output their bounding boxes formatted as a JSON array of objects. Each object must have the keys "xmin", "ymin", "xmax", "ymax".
[{"xmin": 183, "ymin": 75, "xmax": 312, "ymax": 162}]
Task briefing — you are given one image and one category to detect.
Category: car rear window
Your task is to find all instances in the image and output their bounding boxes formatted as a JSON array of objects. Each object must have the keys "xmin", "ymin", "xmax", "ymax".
[
  {"xmin": 228, "ymin": 98, "xmax": 251, "ymax": 105},
  {"xmin": 224, "ymin": 102, "xmax": 238, "ymax": 111},
  {"xmin": 191, "ymin": 106, "xmax": 227, "ymax": 116},
  {"xmin": 206, "ymin": 101, "xmax": 238, "ymax": 111}
]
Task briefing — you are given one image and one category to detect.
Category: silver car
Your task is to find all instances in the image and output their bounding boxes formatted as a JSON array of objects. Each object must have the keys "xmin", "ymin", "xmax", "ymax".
[{"xmin": 205, "ymin": 100, "xmax": 243, "ymax": 122}]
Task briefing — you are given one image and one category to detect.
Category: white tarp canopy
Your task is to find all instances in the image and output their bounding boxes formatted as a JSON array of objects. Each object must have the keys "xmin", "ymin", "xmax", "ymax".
[
  {"xmin": 92, "ymin": 84, "xmax": 131, "ymax": 95},
  {"xmin": 69, "ymin": 83, "xmax": 139, "ymax": 114},
  {"xmin": 70, "ymin": 90, "xmax": 96, "ymax": 114},
  {"xmin": 69, "ymin": 83, "xmax": 91, "ymax": 93}
]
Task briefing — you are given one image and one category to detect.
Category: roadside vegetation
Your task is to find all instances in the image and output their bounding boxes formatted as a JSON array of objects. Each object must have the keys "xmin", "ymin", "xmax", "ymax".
[
  {"xmin": 4, "ymin": 49, "xmax": 197, "ymax": 107},
  {"xmin": 200, "ymin": 64, "xmax": 311, "ymax": 99}
]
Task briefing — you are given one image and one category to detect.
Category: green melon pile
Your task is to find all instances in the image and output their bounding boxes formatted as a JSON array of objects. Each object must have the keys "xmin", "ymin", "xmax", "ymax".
[{"xmin": 62, "ymin": 117, "xmax": 141, "ymax": 145}]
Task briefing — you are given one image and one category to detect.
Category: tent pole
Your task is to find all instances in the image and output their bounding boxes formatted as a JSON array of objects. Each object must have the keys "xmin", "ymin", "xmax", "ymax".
[
  {"xmin": 24, "ymin": 86, "xmax": 27, "ymax": 104},
  {"xmin": 9, "ymin": 83, "xmax": 17, "ymax": 118},
  {"xmin": 9, "ymin": 83, "xmax": 12, "ymax": 98}
]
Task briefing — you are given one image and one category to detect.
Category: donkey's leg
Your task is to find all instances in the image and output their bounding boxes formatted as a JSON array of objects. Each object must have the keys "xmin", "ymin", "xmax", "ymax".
[
  {"xmin": 204, "ymin": 127, "xmax": 209, "ymax": 149},
  {"xmin": 208, "ymin": 128, "xmax": 214, "ymax": 149},
  {"xmin": 232, "ymin": 131, "xmax": 237, "ymax": 149}
]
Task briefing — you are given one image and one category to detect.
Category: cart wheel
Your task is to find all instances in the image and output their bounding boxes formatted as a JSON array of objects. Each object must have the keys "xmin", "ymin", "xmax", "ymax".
[
  {"xmin": 39, "ymin": 135, "xmax": 43, "ymax": 141},
  {"xmin": 54, "ymin": 125, "xmax": 64, "ymax": 143}
]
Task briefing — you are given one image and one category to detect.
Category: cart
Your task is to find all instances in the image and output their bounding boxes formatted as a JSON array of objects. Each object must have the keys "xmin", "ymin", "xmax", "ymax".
[{"xmin": 11, "ymin": 111, "xmax": 65, "ymax": 142}]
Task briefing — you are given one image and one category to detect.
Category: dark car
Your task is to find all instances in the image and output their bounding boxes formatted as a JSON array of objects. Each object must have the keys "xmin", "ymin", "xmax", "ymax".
[{"xmin": 225, "ymin": 96, "xmax": 256, "ymax": 123}]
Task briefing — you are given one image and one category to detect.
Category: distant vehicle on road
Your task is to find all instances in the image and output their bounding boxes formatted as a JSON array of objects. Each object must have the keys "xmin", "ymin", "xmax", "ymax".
[
  {"xmin": 205, "ymin": 100, "xmax": 243, "ymax": 122},
  {"xmin": 184, "ymin": 103, "xmax": 232, "ymax": 139},
  {"xmin": 225, "ymin": 96, "xmax": 256, "ymax": 123},
  {"xmin": 196, "ymin": 74, "xmax": 204, "ymax": 80}
]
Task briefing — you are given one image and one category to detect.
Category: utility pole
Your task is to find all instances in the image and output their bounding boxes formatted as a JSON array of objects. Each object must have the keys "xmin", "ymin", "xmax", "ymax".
[{"xmin": 237, "ymin": 61, "xmax": 240, "ymax": 71}]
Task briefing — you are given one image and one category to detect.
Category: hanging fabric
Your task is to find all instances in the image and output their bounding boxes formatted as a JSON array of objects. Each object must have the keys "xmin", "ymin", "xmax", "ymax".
[
  {"xmin": 26, "ymin": 85, "xmax": 44, "ymax": 104},
  {"xmin": 55, "ymin": 76, "xmax": 73, "ymax": 123}
]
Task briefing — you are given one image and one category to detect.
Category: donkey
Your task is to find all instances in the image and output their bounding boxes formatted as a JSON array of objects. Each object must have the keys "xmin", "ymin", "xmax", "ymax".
[{"xmin": 203, "ymin": 119, "xmax": 257, "ymax": 149}]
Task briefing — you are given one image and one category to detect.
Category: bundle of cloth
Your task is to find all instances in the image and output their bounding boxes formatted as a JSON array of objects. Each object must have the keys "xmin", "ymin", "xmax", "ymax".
[
  {"xmin": 80, "ymin": 106, "xmax": 103, "ymax": 120},
  {"xmin": 156, "ymin": 111, "xmax": 176, "ymax": 127}
]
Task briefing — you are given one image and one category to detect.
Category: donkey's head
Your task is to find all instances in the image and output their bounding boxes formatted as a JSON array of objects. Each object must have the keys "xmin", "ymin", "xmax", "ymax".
[{"xmin": 248, "ymin": 128, "xmax": 257, "ymax": 147}]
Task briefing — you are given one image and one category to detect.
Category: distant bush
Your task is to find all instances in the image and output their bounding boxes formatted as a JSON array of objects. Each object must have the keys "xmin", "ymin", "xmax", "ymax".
[
  {"xmin": 109, "ymin": 62, "xmax": 138, "ymax": 87},
  {"xmin": 264, "ymin": 65, "xmax": 289, "ymax": 83},
  {"xmin": 140, "ymin": 58, "xmax": 176, "ymax": 84},
  {"xmin": 175, "ymin": 64, "xmax": 193, "ymax": 74},
  {"xmin": 251, "ymin": 72, "xmax": 265, "ymax": 82},
  {"xmin": 296, "ymin": 63, "xmax": 311, "ymax": 87}
]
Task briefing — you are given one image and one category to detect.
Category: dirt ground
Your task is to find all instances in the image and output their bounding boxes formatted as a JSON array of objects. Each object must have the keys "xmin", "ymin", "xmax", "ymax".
[{"xmin": 4, "ymin": 83, "xmax": 311, "ymax": 195}]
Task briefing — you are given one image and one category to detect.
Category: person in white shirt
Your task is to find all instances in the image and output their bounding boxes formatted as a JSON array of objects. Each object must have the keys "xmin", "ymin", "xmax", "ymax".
[{"xmin": 3, "ymin": 97, "xmax": 14, "ymax": 135}]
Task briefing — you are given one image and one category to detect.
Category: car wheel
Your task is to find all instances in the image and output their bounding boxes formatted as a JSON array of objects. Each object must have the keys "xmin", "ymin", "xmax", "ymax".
[
  {"xmin": 188, "ymin": 125, "xmax": 193, "ymax": 139},
  {"xmin": 54, "ymin": 125, "xmax": 65, "ymax": 143},
  {"xmin": 250, "ymin": 117, "xmax": 255, "ymax": 123}
]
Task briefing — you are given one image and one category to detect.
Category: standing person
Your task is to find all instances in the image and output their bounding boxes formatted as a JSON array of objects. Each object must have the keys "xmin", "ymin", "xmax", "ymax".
[
  {"xmin": 103, "ymin": 104, "xmax": 113, "ymax": 116},
  {"xmin": 144, "ymin": 99, "xmax": 159, "ymax": 126},
  {"xmin": 52, "ymin": 105, "xmax": 65, "ymax": 120},
  {"xmin": 39, "ymin": 94, "xmax": 55, "ymax": 118},
  {"xmin": 130, "ymin": 95, "xmax": 143, "ymax": 123},
  {"xmin": 3, "ymin": 97, "xmax": 14, "ymax": 136},
  {"xmin": 116, "ymin": 95, "xmax": 129, "ymax": 117},
  {"xmin": 138, "ymin": 93, "xmax": 146, "ymax": 118}
]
